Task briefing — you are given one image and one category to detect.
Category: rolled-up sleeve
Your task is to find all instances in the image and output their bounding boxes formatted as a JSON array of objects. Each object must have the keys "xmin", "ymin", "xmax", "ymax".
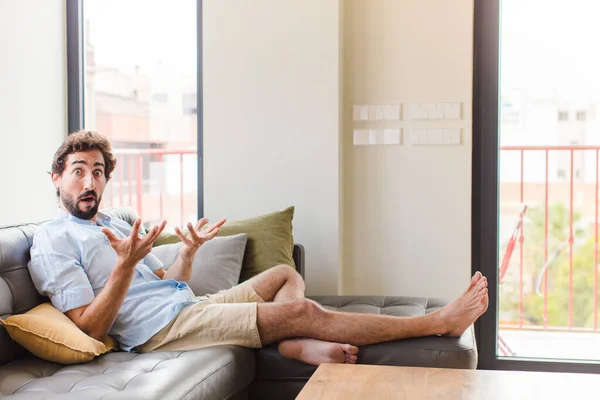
[
  {"xmin": 143, "ymin": 252, "xmax": 163, "ymax": 272},
  {"xmin": 29, "ymin": 226, "xmax": 95, "ymax": 313}
]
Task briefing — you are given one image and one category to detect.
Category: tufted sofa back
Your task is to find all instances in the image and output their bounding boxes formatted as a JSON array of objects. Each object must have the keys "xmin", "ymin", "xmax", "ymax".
[{"xmin": 0, "ymin": 222, "xmax": 45, "ymax": 364}]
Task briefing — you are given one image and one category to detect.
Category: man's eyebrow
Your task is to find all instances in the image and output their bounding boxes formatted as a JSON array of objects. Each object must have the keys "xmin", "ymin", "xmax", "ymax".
[{"xmin": 70, "ymin": 160, "xmax": 105, "ymax": 168}]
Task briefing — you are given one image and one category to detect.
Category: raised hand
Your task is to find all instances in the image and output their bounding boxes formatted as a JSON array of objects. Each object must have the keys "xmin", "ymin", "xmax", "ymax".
[
  {"xmin": 174, "ymin": 218, "xmax": 227, "ymax": 259},
  {"xmin": 101, "ymin": 219, "xmax": 167, "ymax": 265}
]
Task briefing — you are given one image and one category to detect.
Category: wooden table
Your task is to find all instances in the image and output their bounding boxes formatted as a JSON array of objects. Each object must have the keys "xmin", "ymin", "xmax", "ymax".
[{"xmin": 296, "ymin": 363, "xmax": 600, "ymax": 399}]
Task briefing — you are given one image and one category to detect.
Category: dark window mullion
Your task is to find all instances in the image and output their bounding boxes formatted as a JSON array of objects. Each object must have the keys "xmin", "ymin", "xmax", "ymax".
[
  {"xmin": 197, "ymin": 0, "xmax": 203, "ymax": 219},
  {"xmin": 66, "ymin": 0, "xmax": 85, "ymax": 133}
]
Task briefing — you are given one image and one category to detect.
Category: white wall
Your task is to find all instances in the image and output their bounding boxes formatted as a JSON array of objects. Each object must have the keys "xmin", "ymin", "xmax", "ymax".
[
  {"xmin": 0, "ymin": 0, "xmax": 67, "ymax": 225},
  {"xmin": 342, "ymin": 0, "xmax": 474, "ymax": 300},
  {"xmin": 203, "ymin": 0, "xmax": 342, "ymax": 294},
  {"xmin": 204, "ymin": 0, "xmax": 474, "ymax": 299}
]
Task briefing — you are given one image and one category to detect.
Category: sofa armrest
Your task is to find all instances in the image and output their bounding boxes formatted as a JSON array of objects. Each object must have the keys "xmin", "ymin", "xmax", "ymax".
[{"xmin": 292, "ymin": 244, "xmax": 305, "ymax": 279}]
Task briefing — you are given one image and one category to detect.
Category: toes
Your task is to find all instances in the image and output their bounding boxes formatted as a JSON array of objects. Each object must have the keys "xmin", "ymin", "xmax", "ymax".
[
  {"xmin": 471, "ymin": 271, "xmax": 483, "ymax": 284},
  {"xmin": 345, "ymin": 354, "xmax": 358, "ymax": 364},
  {"xmin": 480, "ymin": 289, "xmax": 488, "ymax": 303},
  {"xmin": 342, "ymin": 344, "xmax": 359, "ymax": 355},
  {"xmin": 476, "ymin": 279, "xmax": 487, "ymax": 290}
]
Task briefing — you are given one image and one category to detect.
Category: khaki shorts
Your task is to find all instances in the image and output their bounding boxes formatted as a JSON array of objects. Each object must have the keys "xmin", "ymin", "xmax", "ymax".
[{"xmin": 137, "ymin": 281, "xmax": 264, "ymax": 353}]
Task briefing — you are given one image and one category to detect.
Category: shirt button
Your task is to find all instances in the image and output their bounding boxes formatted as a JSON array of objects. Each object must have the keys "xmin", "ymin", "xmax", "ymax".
[{"xmin": 55, "ymin": 289, "xmax": 62, "ymax": 295}]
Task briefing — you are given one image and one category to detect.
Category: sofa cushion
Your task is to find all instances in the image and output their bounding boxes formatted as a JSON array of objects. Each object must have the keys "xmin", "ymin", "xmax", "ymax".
[
  {"xmin": 0, "ymin": 345, "xmax": 255, "ymax": 400},
  {"xmin": 1, "ymin": 303, "xmax": 117, "ymax": 365},
  {"xmin": 250, "ymin": 296, "xmax": 477, "ymax": 400},
  {"xmin": 152, "ymin": 234, "xmax": 248, "ymax": 296}
]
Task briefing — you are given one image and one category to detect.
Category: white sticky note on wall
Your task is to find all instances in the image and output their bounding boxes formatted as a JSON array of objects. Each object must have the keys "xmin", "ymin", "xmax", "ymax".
[
  {"xmin": 353, "ymin": 130, "xmax": 369, "ymax": 145},
  {"xmin": 383, "ymin": 129, "xmax": 401, "ymax": 145},
  {"xmin": 423, "ymin": 103, "xmax": 436, "ymax": 119},
  {"xmin": 359, "ymin": 105, "xmax": 369, "ymax": 121},
  {"xmin": 429, "ymin": 129, "xmax": 444, "ymax": 144},
  {"xmin": 368, "ymin": 105, "xmax": 377, "ymax": 121},
  {"xmin": 410, "ymin": 129, "xmax": 425, "ymax": 145},
  {"xmin": 409, "ymin": 104, "xmax": 420, "ymax": 119},
  {"xmin": 368, "ymin": 130, "xmax": 378, "ymax": 145},
  {"xmin": 384, "ymin": 104, "xmax": 401, "ymax": 120},
  {"xmin": 409, "ymin": 104, "xmax": 427, "ymax": 120},
  {"xmin": 443, "ymin": 103, "xmax": 461, "ymax": 120},
  {"xmin": 429, "ymin": 104, "xmax": 444, "ymax": 120},
  {"xmin": 445, "ymin": 128, "xmax": 461, "ymax": 144}
]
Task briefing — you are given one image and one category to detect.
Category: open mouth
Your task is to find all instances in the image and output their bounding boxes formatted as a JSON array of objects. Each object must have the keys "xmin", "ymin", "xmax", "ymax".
[{"xmin": 79, "ymin": 196, "xmax": 96, "ymax": 205}]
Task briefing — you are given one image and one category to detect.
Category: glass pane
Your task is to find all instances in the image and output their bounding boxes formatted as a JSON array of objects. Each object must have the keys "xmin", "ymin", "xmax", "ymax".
[
  {"xmin": 498, "ymin": 0, "xmax": 600, "ymax": 361},
  {"xmin": 83, "ymin": 0, "xmax": 197, "ymax": 229}
]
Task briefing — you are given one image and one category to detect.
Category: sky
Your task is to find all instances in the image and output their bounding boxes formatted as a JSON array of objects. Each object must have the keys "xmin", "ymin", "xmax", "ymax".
[
  {"xmin": 84, "ymin": 0, "xmax": 197, "ymax": 75},
  {"xmin": 501, "ymin": 0, "xmax": 600, "ymax": 100}
]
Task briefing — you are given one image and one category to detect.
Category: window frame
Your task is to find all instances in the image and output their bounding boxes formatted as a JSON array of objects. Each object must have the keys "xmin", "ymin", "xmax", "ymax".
[{"xmin": 66, "ymin": 0, "xmax": 204, "ymax": 218}]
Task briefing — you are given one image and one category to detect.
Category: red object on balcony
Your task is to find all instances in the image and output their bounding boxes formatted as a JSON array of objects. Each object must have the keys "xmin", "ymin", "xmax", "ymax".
[
  {"xmin": 499, "ymin": 204, "xmax": 528, "ymax": 283},
  {"xmin": 497, "ymin": 203, "xmax": 527, "ymax": 357}
]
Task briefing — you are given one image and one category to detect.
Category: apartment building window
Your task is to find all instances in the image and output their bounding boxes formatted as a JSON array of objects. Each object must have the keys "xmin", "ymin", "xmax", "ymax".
[
  {"xmin": 182, "ymin": 93, "xmax": 197, "ymax": 115},
  {"xmin": 501, "ymin": 109, "xmax": 520, "ymax": 124},
  {"xmin": 558, "ymin": 110, "xmax": 569, "ymax": 121},
  {"xmin": 67, "ymin": 0, "xmax": 203, "ymax": 226},
  {"xmin": 576, "ymin": 110, "xmax": 587, "ymax": 121}
]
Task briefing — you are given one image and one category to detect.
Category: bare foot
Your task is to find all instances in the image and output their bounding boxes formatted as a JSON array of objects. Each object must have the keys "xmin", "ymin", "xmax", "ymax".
[
  {"xmin": 278, "ymin": 338, "xmax": 359, "ymax": 366},
  {"xmin": 439, "ymin": 271, "xmax": 489, "ymax": 337}
]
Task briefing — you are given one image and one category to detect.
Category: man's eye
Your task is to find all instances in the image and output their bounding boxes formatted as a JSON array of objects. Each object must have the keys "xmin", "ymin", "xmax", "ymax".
[
  {"xmin": 74, "ymin": 169, "xmax": 82, "ymax": 175},
  {"xmin": 94, "ymin": 170, "xmax": 102, "ymax": 177}
]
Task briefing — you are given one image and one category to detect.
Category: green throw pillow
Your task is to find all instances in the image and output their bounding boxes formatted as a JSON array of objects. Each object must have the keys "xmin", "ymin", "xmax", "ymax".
[
  {"xmin": 219, "ymin": 206, "xmax": 295, "ymax": 281},
  {"xmin": 153, "ymin": 232, "xmax": 184, "ymax": 247}
]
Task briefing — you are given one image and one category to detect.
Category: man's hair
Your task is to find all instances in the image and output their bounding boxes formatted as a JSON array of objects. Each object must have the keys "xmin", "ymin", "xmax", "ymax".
[{"xmin": 52, "ymin": 130, "xmax": 117, "ymax": 180}]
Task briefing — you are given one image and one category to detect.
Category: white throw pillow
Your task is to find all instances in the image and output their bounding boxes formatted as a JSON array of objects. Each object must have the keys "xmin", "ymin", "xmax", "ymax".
[{"xmin": 151, "ymin": 233, "xmax": 248, "ymax": 296}]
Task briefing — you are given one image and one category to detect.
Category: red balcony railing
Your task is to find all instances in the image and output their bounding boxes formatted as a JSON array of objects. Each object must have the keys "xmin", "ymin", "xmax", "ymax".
[
  {"xmin": 101, "ymin": 148, "xmax": 197, "ymax": 228},
  {"xmin": 499, "ymin": 145, "xmax": 600, "ymax": 336}
]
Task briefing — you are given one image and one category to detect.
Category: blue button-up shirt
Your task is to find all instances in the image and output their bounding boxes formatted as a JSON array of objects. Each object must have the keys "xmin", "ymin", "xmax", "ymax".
[{"xmin": 28, "ymin": 209, "xmax": 196, "ymax": 351}]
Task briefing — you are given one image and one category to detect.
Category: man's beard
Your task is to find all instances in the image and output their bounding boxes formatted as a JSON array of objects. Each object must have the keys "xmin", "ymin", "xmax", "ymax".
[{"xmin": 61, "ymin": 190, "xmax": 102, "ymax": 220}]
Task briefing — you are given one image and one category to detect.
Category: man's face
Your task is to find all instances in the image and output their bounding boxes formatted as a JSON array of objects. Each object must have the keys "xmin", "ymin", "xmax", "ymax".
[{"xmin": 52, "ymin": 150, "xmax": 107, "ymax": 220}]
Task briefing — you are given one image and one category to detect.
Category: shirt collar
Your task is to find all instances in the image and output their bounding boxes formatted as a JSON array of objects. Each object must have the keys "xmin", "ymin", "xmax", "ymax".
[{"xmin": 54, "ymin": 208, "xmax": 112, "ymax": 227}]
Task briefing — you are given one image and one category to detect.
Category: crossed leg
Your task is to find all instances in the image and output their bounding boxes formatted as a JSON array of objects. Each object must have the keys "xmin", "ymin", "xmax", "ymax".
[
  {"xmin": 251, "ymin": 268, "xmax": 488, "ymax": 348},
  {"xmin": 246, "ymin": 265, "xmax": 359, "ymax": 365}
]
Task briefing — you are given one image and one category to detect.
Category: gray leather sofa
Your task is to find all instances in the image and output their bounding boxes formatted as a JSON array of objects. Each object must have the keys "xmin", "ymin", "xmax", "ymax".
[{"xmin": 0, "ymin": 207, "xmax": 477, "ymax": 399}]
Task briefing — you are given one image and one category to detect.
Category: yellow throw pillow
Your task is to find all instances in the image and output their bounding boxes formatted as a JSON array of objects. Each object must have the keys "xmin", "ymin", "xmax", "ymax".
[{"xmin": 0, "ymin": 303, "xmax": 117, "ymax": 364}]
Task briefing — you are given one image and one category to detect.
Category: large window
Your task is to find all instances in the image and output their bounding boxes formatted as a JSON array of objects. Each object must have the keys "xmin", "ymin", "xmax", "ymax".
[
  {"xmin": 67, "ymin": 0, "xmax": 202, "ymax": 228},
  {"xmin": 474, "ymin": 0, "xmax": 600, "ymax": 373}
]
